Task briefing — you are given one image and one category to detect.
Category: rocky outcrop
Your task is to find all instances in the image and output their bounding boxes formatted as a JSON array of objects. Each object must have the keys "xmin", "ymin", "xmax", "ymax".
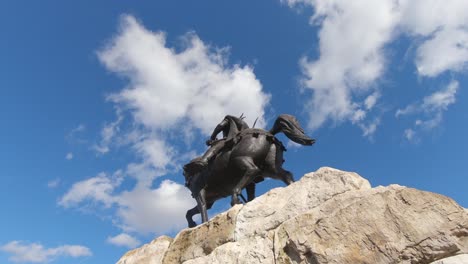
[
  {"xmin": 117, "ymin": 236, "xmax": 172, "ymax": 264},
  {"xmin": 116, "ymin": 167, "xmax": 468, "ymax": 264}
]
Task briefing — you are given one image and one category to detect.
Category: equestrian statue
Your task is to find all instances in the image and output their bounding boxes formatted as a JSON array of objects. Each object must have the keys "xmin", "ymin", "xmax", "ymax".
[{"xmin": 183, "ymin": 114, "xmax": 315, "ymax": 227}]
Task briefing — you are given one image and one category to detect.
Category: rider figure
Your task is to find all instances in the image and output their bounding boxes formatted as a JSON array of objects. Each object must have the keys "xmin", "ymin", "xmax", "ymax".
[{"xmin": 185, "ymin": 114, "xmax": 249, "ymax": 173}]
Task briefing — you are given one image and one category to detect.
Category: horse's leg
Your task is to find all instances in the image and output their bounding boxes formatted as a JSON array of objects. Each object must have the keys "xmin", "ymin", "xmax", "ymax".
[
  {"xmin": 187, "ymin": 197, "xmax": 214, "ymax": 227},
  {"xmin": 278, "ymin": 168, "xmax": 294, "ymax": 185},
  {"xmin": 231, "ymin": 157, "xmax": 261, "ymax": 206},
  {"xmin": 263, "ymin": 142, "xmax": 294, "ymax": 185},
  {"xmin": 246, "ymin": 182, "xmax": 256, "ymax": 202},
  {"xmin": 196, "ymin": 188, "xmax": 209, "ymax": 223},
  {"xmin": 186, "ymin": 205, "xmax": 199, "ymax": 228}
]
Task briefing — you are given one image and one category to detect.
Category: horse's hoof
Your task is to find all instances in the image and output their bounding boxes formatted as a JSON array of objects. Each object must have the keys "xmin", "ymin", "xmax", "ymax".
[{"xmin": 230, "ymin": 199, "xmax": 241, "ymax": 206}]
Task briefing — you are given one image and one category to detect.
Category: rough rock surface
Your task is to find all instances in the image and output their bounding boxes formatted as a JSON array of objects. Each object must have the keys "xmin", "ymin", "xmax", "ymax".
[
  {"xmin": 116, "ymin": 236, "xmax": 172, "ymax": 264},
  {"xmin": 116, "ymin": 167, "xmax": 468, "ymax": 264},
  {"xmin": 430, "ymin": 254, "xmax": 468, "ymax": 263}
]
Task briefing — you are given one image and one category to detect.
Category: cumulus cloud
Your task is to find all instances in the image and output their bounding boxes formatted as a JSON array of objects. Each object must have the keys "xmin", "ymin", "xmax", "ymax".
[
  {"xmin": 59, "ymin": 14, "xmax": 269, "ymax": 236},
  {"xmin": 98, "ymin": 14, "xmax": 269, "ymax": 135},
  {"xmin": 284, "ymin": 0, "xmax": 468, "ymax": 135},
  {"xmin": 59, "ymin": 173, "xmax": 194, "ymax": 235},
  {"xmin": 59, "ymin": 171, "xmax": 122, "ymax": 208},
  {"xmin": 91, "ymin": 15, "xmax": 270, "ymax": 184},
  {"xmin": 287, "ymin": 0, "xmax": 399, "ymax": 133},
  {"xmin": 1, "ymin": 241, "xmax": 91, "ymax": 263},
  {"xmin": 116, "ymin": 180, "xmax": 194, "ymax": 234},
  {"xmin": 107, "ymin": 233, "xmax": 141, "ymax": 248},
  {"xmin": 399, "ymin": 0, "xmax": 468, "ymax": 77}
]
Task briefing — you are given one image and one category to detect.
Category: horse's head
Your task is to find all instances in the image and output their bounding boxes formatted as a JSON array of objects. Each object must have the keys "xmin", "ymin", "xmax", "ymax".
[
  {"xmin": 182, "ymin": 168, "xmax": 190, "ymax": 187},
  {"xmin": 183, "ymin": 157, "xmax": 204, "ymax": 188}
]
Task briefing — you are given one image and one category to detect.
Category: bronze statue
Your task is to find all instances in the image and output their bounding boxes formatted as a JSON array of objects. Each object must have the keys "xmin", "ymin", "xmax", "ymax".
[
  {"xmin": 184, "ymin": 114, "xmax": 250, "ymax": 173},
  {"xmin": 184, "ymin": 114, "xmax": 315, "ymax": 227}
]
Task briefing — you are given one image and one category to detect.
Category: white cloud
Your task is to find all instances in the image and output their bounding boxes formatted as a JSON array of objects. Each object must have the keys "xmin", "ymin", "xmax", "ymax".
[
  {"xmin": 291, "ymin": 0, "xmax": 399, "ymax": 133},
  {"xmin": 415, "ymin": 113, "xmax": 443, "ymax": 130},
  {"xmin": 404, "ymin": 128, "xmax": 416, "ymax": 142},
  {"xmin": 421, "ymin": 81, "xmax": 459, "ymax": 112},
  {"xmin": 284, "ymin": 0, "xmax": 468, "ymax": 135},
  {"xmin": 364, "ymin": 92, "xmax": 380, "ymax": 110},
  {"xmin": 98, "ymin": 14, "xmax": 269, "ymax": 135},
  {"xmin": 66, "ymin": 124, "xmax": 86, "ymax": 140},
  {"xmin": 59, "ymin": 15, "xmax": 269, "ymax": 236},
  {"xmin": 96, "ymin": 14, "xmax": 270, "ymax": 174},
  {"xmin": 415, "ymin": 27, "xmax": 468, "ymax": 77},
  {"xmin": 59, "ymin": 172, "xmax": 195, "ymax": 235},
  {"xmin": 399, "ymin": 0, "xmax": 468, "ymax": 77},
  {"xmin": 107, "ymin": 233, "xmax": 141, "ymax": 248},
  {"xmin": 93, "ymin": 110, "xmax": 123, "ymax": 154},
  {"xmin": 396, "ymin": 81, "xmax": 458, "ymax": 118},
  {"xmin": 47, "ymin": 179, "xmax": 60, "ymax": 189},
  {"xmin": 397, "ymin": 81, "xmax": 458, "ymax": 139},
  {"xmin": 59, "ymin": 171, "xmax": 122, "ymax": 208},
  {"xmin": 65, "ymin": 152, "xmax": 73, "ymax": 160},
  {"xmin": 1, "ymin": 241, "xmax": 91, "ymax": 263},
  {"xmin": 358, "ymin": 118, "xmax": 380, "ymax": 138},
  {"xmin": 395, "ymin": 104, "xmax": 417, "ymax": 118},
  {"xmin": 133, "ymin": 137, "xmax": 175, "ymax": 172},
  {"xmin": 116, "ymin": 180, "xmax": 195, "ymax": 234},
  {"xmin": 70, "ymin": 124, "xmax": 85, "ymax": 134}
]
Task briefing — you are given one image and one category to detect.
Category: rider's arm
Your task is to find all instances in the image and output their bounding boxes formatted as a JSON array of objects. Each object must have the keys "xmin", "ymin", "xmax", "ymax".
[{"xmin": 210, "ymin": 118, "xmax": 229, "ymax": 140}]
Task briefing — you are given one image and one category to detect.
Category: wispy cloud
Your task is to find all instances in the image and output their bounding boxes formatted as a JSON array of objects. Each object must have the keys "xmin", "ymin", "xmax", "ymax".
[
  {"xmin": 1, "ymin": 241, "xmax": 91, "ymax": 263},
  {"xmin": 47, "ymin": 178, "xmax": 60, "ymax": 189},
  {"xmin": 404, "ymin": 128, "xmax": 417, "ymax": 142},
  {"xmin": 358, "ymin": 118, "xmax": 381, "ymax": 138},
  {"xmin": 65, "ymin": 124, "xmax": 87, "ymax": 144},
  {"xmin": 65, "ymin": 152, "xmax": 73, "ymax": 160},
  {"xmin": 70, "ymin": 124, "xmax": 85, "ymax": 134},
  {"xmin": 283, "ymin": 0, "xmax": 468, "ymax": 136},
  {"xmin": 396, "ymin": 81, "xmax": 458, "ymax": 121},
  {"xmin": 93, "ymin": 110, "xmax": 123, "ymax": 155},
  {"xmin": 396, "ymin": 80, "xmax": 459, "ymax": 140},
  {"xmin": 396, "ymin": 81, "xmax": 458, "ymax": 118}
]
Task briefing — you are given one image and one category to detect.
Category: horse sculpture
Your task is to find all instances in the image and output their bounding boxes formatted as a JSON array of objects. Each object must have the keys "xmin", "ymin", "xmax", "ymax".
[{"xmin": 184, "ymin": 114, "xmax": 314, "ymax": 227}]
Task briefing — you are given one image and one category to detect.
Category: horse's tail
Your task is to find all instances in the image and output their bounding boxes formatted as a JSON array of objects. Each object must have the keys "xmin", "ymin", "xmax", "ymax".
[{"xmin": 269, "ymin": 114, "xmax": 315, "ymax": 146}]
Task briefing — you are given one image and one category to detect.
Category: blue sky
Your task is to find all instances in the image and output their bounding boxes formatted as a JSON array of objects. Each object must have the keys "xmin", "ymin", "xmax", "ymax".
[{"xmin": 1, "ymin": 1, "xmax": 468, "ymax": 263}]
